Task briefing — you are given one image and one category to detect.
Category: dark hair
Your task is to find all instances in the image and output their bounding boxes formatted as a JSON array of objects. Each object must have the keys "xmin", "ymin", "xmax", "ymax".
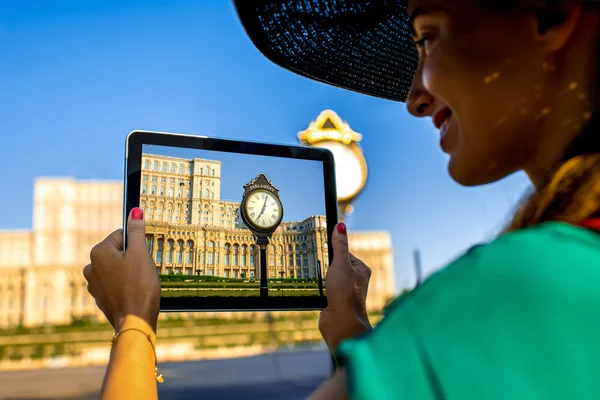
[{"xmin": 502, "ymin": 0, "xmax": 600, "ymax": 233}]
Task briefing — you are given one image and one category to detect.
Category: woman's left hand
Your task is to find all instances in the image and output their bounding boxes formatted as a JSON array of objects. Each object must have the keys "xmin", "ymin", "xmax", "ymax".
[{"xmin": 83, "ymin": 208, "xmax": 160, "ymax": 332}]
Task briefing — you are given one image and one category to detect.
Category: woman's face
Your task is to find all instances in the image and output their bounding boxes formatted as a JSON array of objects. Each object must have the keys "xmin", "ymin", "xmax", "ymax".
[{"xmin": 406, "ymin": 0, "xmax": 577, "ymax": 186}]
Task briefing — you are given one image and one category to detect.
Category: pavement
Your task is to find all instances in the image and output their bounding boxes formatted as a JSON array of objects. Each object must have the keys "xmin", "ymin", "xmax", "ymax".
[{"xmin": 0, "ymin": 349, "xmax": 333, "ymax": 400}]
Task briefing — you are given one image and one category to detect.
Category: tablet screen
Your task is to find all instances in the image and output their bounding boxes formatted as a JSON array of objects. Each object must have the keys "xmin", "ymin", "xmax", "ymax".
[{"xmin": 125, "ymin": 132, "xmax": 336, "ymax": 311}]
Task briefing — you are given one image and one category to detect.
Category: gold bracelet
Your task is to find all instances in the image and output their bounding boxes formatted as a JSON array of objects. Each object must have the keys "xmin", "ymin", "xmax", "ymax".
[{"xmin": 111, "ymin": 328, "xmax": 164, "ymax": 383}]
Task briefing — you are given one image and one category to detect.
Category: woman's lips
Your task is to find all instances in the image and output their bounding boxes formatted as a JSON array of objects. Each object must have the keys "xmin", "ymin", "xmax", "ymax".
[{"xmin": 432, "ymin": 107, "xmax": 452, "ymax": 129}]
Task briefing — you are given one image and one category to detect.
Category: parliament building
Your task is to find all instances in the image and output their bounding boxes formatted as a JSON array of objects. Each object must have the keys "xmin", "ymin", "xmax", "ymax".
[
  {"xmin": 0, "ymin": 177, "xmax": 396, "ymax": 328},
  {"xmin": 141, "ymin": 154, "xmax": 328, "ymax": 280}
]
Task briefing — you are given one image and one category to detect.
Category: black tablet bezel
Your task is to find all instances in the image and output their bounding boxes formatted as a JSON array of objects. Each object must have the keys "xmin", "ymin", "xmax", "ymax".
[{"xmin": 123, "ymin": 130, "xmax": 338, "ymax": 312}]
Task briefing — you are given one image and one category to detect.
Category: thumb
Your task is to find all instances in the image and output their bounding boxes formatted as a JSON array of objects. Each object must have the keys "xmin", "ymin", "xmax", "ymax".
[
  {"xmin": 331, "ymin": 222, "xmax": 351, "ymax": 265},
  {"xmin": 126, "ymin": 207, "xmax": 147, "ymax": 249}
]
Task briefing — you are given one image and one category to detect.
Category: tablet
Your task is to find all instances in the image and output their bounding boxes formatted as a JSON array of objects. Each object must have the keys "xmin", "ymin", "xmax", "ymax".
[{"xmin": 123, "ymin": 130, "xmax": 338, "ymax": 312}]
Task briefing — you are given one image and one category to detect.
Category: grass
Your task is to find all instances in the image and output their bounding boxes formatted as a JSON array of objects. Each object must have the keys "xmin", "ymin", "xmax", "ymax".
[{"xmin": 161, "ymin": 289, "xmax": 324, "ymax": 297}]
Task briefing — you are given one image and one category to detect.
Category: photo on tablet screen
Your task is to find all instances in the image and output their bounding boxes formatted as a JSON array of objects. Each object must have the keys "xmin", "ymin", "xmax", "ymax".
[{"xmin": 139, "ymin": 144, "xmax": 328, "ymax": 300}]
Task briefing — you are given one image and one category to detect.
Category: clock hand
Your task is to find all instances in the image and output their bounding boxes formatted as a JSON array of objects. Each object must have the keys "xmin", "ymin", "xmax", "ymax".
[{"xmin": 257, "ymin": 197, "xmax": 268, "ymax": 218}]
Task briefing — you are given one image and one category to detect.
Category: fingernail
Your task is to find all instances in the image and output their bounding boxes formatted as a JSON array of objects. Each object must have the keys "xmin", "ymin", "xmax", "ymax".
[
  {"xmin": 337, "ymin": 223, "xmax": 347, "ymax": 235},
  {"xmin": 131, "ymin": 207, "xmax": 144, "ymax": 220}
]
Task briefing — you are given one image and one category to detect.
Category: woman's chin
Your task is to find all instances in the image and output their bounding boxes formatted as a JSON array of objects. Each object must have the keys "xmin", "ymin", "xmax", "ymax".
[{"xmin": 447, "ymin": 156, "xmax": 505, "ymax": 187}]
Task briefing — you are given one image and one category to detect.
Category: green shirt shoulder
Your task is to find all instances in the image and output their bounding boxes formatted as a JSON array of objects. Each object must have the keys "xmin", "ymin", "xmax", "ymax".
[{"xmin": 337, "ymin": 222, "xmax": 600, "ymax": 400}]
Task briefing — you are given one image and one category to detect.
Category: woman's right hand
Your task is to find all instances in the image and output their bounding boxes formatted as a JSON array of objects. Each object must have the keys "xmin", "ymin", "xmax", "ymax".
[{"xmin": 318, "ymin": 223, "xmax": 372, "ymax": 353}]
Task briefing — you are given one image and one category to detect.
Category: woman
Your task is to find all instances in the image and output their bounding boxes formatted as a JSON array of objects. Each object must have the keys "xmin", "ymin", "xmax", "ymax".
[{"xmin": 84, "ymin": 0, "xmax": 600, "ymax": 398}]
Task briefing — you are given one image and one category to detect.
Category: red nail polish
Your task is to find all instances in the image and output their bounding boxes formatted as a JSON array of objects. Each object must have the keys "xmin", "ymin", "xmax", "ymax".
[
  {"xmin": 337, "ymin": 223, "xmax": 347, "ymax": 235},
  {"xmin": 131, "ymin": 208, "xmax": 144, "ymax": 220}
]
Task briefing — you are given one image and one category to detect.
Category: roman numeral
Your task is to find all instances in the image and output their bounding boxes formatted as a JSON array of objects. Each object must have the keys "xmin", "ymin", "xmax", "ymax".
[
  {"xmin": 261, "ymin": 194, "xmax": 266, "ymax": 199},
  {"xmin": 250, "ymin": 212, "xmax": 255, "ymax": 217},
  {"xmin": 271, "ymin": 214, "xmax": 277, "ymax": 219},
  {"xmin": 249, "ymin": 206, "xmax": 254, "ymax": 210}
]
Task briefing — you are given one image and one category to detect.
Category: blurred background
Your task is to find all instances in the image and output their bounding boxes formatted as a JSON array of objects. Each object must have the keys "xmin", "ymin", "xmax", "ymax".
[{"xmin": 0, "ymin": 0, "xmax": 531, "ymax": 399}]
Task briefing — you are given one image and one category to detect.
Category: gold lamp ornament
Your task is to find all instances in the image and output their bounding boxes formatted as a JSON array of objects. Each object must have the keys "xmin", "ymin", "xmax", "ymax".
[{"xmin": 298, "ymin": 110, "xmax": 368, "ymax": 221}]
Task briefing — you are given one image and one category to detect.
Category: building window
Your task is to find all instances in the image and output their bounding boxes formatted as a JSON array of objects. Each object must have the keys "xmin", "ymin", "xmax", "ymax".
[
  {"xmin": 166, "ymin": 240, "xmax": 174, "ymax": 263},
  {"xmin": 162, "ymin": 163, "xmax": 167, "ymax": 172},
  {"xmin": 176, "ymin": 240, "xmax": 184, "ymax": 263},
  {"xmin": 211, "ymin": 192, "xmax": 215, "ymax": 199},
  {"xmin": 289, "ymin": 254, "xmax": 294, "ymax": 266},
  {"xmin": 204, "ymin": 189, "xmax": 209, "ymax": 198},
  {"xmin": 168, "ymin": 187, "xmax": 173, "ymax": 197},
  {"xmin": 151, "ymin": 185, "xmax": 156, "ymax": 195},
  {"xmin": 160, "ymin": 186, "xmax": 165, "ymax": 196},
  {"xmin": 153, "ymin": 161, "xmax": 159, "ymax": 171},
  {"xmin": 156, "ymin": 239, "xmax": 164, "ymax": 264},
  {"xmin": 277, "ymin": 256, "xmax": 282, "ymax": 267},
  {"xmin": 186, "ymin": 241, "xmax": 193, "ymax": 264},
  {"xmin": 269, "ymin": 255, "xmax": 274, "ymax": 267},
  {"xmin": 224, "ymin": 270, "xmax": 229, "ymax": 278},
  {"xmin": 171, "ymin": 163, "xmax": 176, "ymax": 172},
  {"xmin": 303, "ymin": 255, "xmax": 308, "ymax": 267},
  {"xmin": 142, "ymin": 184, "xmax": 147, "ymax": 194},
  {"xmin": 143, "ymin": 175, "xmax": 148, "ymax": 181},
  {"xmin": 179, "ymin": 164, "xmax": 184, "ymax": 174},
  {"xmin": 177, "ymin": 189, "xmax": 182, "ymax": 197},
  {"xmin": 144, "ymin": 160, "xmax": 150, "ymax": 170},
  {"xmin": 207, "ymin": 252, "xmax": 214, "ymax": 264},
  {"xmin": 250, "ymin": 270, "xmax": 255, "ymax": 278},
  {"xmin": 212, "ymin": 169, "xmax": 215, "ymax": 176},
  {"xmin": 147, "ymin": 236, "xmax": 154, "ymax": 253},
  {"xmin": 186, "ymin": 189, "xmax": 191, "ymax": 197},
  {"xmin": 233, "ymin": 271, "xmax": 238, "ymax": 279}
]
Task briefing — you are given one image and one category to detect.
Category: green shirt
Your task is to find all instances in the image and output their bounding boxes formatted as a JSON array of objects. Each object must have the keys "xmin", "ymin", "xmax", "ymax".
[{"xmin": 336, "ymin": 222, "xmax": 600, "ymax": 399}]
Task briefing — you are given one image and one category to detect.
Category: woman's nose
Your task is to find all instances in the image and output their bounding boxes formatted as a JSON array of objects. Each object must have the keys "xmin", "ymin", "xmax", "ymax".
[{"xmin": 406, "ymin": 68, "xmax": 435, "ymax": 117}]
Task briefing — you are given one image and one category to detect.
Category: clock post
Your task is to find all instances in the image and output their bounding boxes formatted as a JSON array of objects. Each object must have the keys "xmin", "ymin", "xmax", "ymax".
[
  {"xmin": 298, "ymin": 110, "xmax": 367, "ymax": 373},
  {"xmin": 239, "ymin": 174, "xmax": 284, "ymax": 298}
]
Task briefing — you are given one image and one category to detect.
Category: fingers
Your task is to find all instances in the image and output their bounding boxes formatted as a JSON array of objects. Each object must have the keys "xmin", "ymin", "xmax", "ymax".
[
  {"xmin": 349, "ymin": 253, "xmax": 372, "ymax": 278},
  {"xmin": 126, "ymin": 207, "xmax": 147, "ymax": 250},
  {"xmin": 331, "ymin": 222, "xmax": 351, "ymax": 266},
  {"xmin": 83, "ymin": 263, "xmax": 93, "ymax": 282}
]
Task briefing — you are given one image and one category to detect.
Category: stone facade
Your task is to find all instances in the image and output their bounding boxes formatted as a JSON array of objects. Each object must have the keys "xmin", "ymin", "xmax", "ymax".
[{"xmin": 141, "ymin": 153, "xmax": 329, "ymax": 279}]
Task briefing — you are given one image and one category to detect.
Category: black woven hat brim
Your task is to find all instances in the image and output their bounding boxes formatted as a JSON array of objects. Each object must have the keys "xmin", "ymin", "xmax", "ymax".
[{"xmin": 234, "ymin": 0, "xmax": 419, "ymax": 102}]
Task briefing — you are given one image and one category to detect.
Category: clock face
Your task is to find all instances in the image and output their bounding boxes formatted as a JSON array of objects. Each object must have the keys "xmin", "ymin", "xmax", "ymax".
[
  {"xmin": 244, "ymin": 190, "xmax": 282, "ymax": 229},
  {"xmin": 313, "ymin": 141, "xmax": 366, "ymax": 201}
]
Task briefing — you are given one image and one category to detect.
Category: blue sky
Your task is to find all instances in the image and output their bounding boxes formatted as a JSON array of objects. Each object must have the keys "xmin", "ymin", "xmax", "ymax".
[
  {"xmin": 145, "ymin": 144, "xmax": 326, "ymax": 220},
  {"xmin": 0, "ymin": 0, "xmax": 532, "ymax": 291}
]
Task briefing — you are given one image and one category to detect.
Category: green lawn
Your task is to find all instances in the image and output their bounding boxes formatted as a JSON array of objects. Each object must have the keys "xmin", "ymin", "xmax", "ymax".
[{"xmin": 161, "ymin": 289, "xmax": 324, "ymax": 297}]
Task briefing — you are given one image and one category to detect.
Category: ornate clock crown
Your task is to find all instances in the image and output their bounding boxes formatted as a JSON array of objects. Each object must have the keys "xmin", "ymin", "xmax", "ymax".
[
  {"xmin": 243, "ymin": 173, "xmax": 279, "ymax": 197},
  {"xmin": 298, "ymin": 109, "xmax": 363, "ymax": 146}
]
